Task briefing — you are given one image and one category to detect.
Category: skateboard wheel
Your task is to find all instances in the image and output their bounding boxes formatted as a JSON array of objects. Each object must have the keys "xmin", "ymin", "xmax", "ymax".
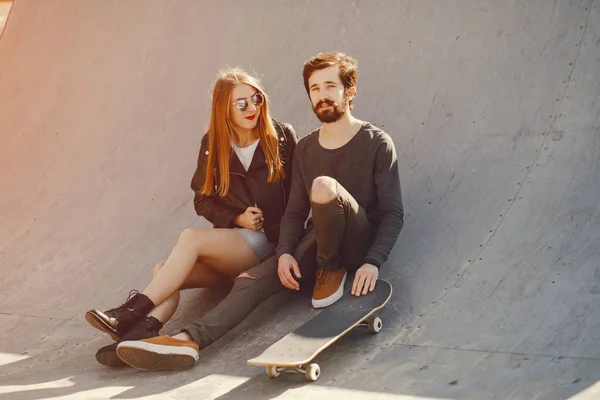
[
  {"xmin": 305, "ymin": 363, "xmax": 320, "ymax": 381},
  {"xmin": 368, "ymin": 316, "xmax": 383, "ymax": 333},
  {"xmin": 266, "ymin": 365, "xmax": 280, "ymax": 378}
]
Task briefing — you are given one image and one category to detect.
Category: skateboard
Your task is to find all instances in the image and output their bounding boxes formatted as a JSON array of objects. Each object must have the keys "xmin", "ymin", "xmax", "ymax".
[{"xmin": 247, "ymin": 279, "xmax": 392, "ymax": 381}]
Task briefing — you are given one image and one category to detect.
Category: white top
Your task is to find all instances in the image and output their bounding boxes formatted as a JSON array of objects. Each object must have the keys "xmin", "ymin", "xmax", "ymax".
[{"xmin": 231, "ymin": 139, "xmax": 259, "ymax": 171}]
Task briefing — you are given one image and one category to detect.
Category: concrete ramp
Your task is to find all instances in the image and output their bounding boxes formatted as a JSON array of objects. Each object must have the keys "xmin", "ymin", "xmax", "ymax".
[{"xmin": 1, "ymin": 1, "xmax": 600, "ymax": 399}]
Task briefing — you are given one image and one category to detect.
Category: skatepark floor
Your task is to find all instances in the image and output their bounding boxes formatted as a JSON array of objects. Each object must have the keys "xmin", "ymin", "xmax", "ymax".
[{"xmin": 1, "ymin": 1, "xmax": 600, "ymax": 399}]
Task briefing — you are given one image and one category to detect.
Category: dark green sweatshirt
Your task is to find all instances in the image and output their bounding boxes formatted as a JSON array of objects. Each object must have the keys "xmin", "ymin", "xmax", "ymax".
[{"xmin": 276, "ymin": 122, "xmax": 404, "ymax": 268}]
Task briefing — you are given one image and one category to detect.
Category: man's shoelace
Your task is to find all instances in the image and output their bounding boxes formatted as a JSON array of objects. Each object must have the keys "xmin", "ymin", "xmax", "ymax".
[{"xmin": 316, "ymin": 269, "xmax": 333, "ymax": 288}]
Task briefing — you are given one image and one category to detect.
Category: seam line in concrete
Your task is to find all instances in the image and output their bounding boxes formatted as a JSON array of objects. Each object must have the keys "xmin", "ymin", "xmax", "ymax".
[
  {"xmin": 0, "ymin": 312, "xmax": 71, "ymax": 321},
  {"xmin": 392, "ymin": 342, "xmax": 600, "ymax": 362}
]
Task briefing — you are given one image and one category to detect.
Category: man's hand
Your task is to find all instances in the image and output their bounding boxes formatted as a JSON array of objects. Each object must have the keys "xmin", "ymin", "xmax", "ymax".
[
  {"xmin": 351, "ymin": 263, "xmax": 379, "ymax": 296},
  {"xmin": 278, "ymin": 254, "xmax": 301, "ymax": 291},
  {"xmin": 234, "ymin": 207, "xmax": 263, "ymax": 231}
]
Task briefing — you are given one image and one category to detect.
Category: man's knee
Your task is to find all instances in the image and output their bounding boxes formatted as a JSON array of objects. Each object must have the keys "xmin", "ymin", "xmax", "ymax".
[
  {"xmin": 232, "ymin": 271, "xmax": 279, "ymax": 294},
  {"xmin": 236, "ymin": 272, "xmax": 259, "ymax": 281},
  {"xmin": 153, "ymin": 261, "xmax": 166, "ymax": 277},
  {"xmin": 233, "ymin": 260, "xmax": 281, "ymax": 293},
  {"xmin": 233, "ymin": 273, "xmax": 259, "ymax": 289},
  {"xmin": 311, "ymin": 176, "xmax": 338, "ymax": 204}
]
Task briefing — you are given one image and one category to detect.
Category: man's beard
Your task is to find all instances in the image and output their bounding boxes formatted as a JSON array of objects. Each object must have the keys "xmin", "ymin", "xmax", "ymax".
[{"xmin": 313, "ymin": 95, "xmax": 348, "ymax": 123}]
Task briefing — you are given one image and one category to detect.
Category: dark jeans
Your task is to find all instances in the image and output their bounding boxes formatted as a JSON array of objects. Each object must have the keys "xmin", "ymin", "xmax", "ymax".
[
  {"xmin": 184, "ymin": 178, "xmax": 372, "ymax": 348},
  {"xmin": 183, "ymin": 228, "xmax": 317, "ymax": 348},
  {"xmin": 311, "ymin": 179, "xmax": 373, "ymax": 273}
]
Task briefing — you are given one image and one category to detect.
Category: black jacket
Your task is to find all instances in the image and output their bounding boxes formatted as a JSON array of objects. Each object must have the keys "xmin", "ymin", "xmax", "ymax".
[{"xmin": 190, "ymin": 120, "xmax": 297, "ymax": 242}]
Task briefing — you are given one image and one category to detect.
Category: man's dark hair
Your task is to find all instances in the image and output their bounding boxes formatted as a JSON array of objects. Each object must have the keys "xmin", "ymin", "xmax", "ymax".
[{"xmin": 303, "ymin": 52, "xmax": 358, "ymax": 110}]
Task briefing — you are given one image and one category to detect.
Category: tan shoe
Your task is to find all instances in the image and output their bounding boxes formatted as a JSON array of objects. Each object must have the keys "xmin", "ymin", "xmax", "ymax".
[
  {"xmin": 95, "ymin": 316, "xmax": 163, "ymax": 368},
  {"xmin": 312, "ymin": 266, "xmax": 347, "ymax": 308},
  {"xmin": 116, "ymin": 335, "xmax": 200, "ymax": 370}
]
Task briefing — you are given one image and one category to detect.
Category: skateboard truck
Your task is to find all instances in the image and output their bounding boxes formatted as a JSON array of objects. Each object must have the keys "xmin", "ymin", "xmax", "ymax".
[
  {"xmin": 358, "ymin": 315, "xmax": 383, "ymax": 333},
  {"xmin": 266, "ymin": 363, "xmax": 321, "ymax": 381}
]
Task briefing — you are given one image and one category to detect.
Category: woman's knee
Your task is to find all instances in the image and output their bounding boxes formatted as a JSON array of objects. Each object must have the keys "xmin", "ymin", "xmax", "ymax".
[
  {"xmin": 311, "ymin": 176, "xmax": 337, "ymax": 204},
  {"xmin": 178, "ymin": 228, "xmax": 204, "ymax": 250}
]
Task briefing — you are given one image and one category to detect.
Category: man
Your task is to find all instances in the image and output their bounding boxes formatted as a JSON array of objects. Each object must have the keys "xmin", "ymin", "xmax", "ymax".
[
  {"xmin": 110, "ymin": 52, "xmax": 403, "ymax": 371},
  {"xmin": 277, "ymin": 52, "xmax": 404, "ymax": 308}
]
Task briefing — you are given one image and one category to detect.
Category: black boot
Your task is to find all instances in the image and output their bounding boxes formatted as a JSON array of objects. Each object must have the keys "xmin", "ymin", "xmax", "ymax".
[
  {"xmin": 85, "ymin": 290, "xmax": 155, "ymax": 341},
  {"xmin": 95, "ymin": 316, "xmax": 163, "ymax": 367}
]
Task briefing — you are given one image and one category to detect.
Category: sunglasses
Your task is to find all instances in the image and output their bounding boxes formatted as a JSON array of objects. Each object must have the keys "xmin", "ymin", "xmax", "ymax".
[{"xmin": 232, "ymin": 92, "xmax": 265, "ymax": 112}]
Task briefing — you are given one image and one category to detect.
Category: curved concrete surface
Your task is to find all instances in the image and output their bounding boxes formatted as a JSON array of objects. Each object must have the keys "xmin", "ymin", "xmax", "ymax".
[{"xmin": 1, "ymin": 1, "xmax": 599, "ymax": 399}]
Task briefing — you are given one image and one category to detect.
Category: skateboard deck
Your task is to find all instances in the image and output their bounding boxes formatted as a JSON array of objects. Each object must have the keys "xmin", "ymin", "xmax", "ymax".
[{"xmin": 247, "ymin": 279, "xmax": 392, "ymax": 381}]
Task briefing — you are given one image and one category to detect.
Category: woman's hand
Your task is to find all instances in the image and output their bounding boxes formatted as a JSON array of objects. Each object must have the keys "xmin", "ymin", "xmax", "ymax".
[{"xmin": 234, "ymin": 207, "xmax": 264, "ymax": 230}]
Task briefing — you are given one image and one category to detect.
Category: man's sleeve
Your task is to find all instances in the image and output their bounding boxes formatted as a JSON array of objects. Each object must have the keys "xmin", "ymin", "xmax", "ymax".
[
  {"xmin": 364, "ymin": 134, "xmax": 404, "ymax": 268},
  {"xmin": 276, "ymin": 153, "xmax": 311, "ymax": 258}
]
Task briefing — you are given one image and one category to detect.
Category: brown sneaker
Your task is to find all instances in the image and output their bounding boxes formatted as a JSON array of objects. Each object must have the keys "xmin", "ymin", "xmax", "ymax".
[
  {"xmin": 95, "ymin": 316, "xmax": 163, "ymax": 368},
  {"xmin": 312, "ymin": 266, "xmax": 347, "ymax": 308},
  {"xmin": 116, "ymin": 335, "xmax": 200, "ymax": 371}
]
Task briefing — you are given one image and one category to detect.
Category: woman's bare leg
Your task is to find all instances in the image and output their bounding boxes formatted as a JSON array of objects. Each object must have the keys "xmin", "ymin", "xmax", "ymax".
[
  {"xmin": 142, "ymin": 228, "xmax": 258, "ymax": 309},
  {"xmin": 146, "ymin": 258, "xmax": 236, "ymax": 323},
  {"xmin": 145, "ymin": 262, "xmax": 180, "ymax": 324}
]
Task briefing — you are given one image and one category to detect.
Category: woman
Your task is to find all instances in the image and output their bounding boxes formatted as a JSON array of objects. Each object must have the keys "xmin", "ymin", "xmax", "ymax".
[{"xmin": 85, "ymin": 67, "xmax": 297, "ymax": 366}]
